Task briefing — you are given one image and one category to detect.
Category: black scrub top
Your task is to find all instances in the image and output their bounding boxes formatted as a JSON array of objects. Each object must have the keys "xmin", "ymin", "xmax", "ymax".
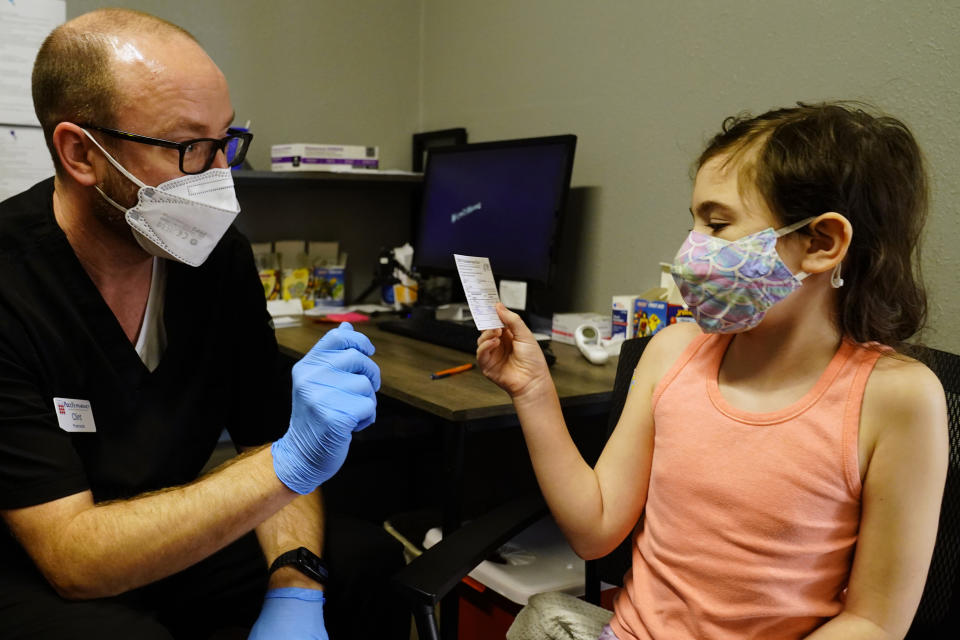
[{"xmin": 0, "ymin": 178, "xmax": 291, "ymax": 517}]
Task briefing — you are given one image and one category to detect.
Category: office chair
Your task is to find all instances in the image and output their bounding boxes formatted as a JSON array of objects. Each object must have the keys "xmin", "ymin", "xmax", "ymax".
[
  {"xmin": 905, "ymin": 345, "xmax": 960, "ymax": 638},
  {"xmin": 392, "ymin": 339, "xmax": 960, "ymax": 640}
]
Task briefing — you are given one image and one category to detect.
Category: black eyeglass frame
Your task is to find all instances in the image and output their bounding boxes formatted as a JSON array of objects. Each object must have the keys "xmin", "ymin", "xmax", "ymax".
[{"xmin": 79, "ymin": 124, "xmax": 254, "ymax": 175}]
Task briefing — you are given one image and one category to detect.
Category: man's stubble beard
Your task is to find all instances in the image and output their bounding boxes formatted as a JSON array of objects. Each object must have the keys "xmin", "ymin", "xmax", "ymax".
[{"xmin": 90, "ymin": 162, "xmax": 140, "ymax": 242}]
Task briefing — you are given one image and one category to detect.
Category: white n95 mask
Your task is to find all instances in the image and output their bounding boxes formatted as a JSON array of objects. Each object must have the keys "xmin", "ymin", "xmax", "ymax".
[{"xmin": 82, "ymin": 129, "xmax": 240, "ymax": 267}]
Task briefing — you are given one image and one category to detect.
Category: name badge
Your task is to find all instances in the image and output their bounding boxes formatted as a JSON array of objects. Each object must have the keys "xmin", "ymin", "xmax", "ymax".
[{"xmin": 53, "ymin": 397, "xmax": 97, "ymax": 433}]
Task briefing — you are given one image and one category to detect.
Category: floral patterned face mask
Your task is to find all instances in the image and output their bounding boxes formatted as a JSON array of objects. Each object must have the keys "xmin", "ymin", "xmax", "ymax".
[{"xmin": 670, "ymin": 217, "xmax": 817, "ymax": 333}]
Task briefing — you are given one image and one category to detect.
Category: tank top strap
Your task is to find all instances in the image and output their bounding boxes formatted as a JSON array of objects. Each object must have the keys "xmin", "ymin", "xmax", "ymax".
[{"xmin": 840, "ymin": 341, "xmax": 887, "ymax": 495}]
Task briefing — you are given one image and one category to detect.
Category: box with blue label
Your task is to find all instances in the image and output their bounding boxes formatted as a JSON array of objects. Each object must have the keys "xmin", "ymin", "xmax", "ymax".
[
  {"xmin": 634, "ymin": 299, "xmax": 668, "ymax": 337},
  {"xmin": 314, "ymin": 264, "xmax": 346, "ymax": 306},
  {"xmin": 668, "ymin": 304, "xmax": 696, "ymax": 326}
]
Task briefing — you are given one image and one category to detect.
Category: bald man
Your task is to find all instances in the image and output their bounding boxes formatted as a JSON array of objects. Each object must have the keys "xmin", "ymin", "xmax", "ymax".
[{"xmin": 0, "ymin": 9, "xmax": 400, "ymax": 639}]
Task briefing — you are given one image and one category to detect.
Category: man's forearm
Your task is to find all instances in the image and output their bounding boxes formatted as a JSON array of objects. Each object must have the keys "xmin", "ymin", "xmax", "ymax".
[
  {"xmin": 37, "ymin": 445, "xmax": 297, "ymax": 599},
  {"xmin": 255, "ymin": 489, "xmax": 325, "ymax": 590}
]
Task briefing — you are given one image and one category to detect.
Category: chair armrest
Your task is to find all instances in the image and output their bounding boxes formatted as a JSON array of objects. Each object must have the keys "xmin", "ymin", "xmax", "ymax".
[{"xmin": 391, "ymin": 492, "xmax": 548, "ymax": 608}]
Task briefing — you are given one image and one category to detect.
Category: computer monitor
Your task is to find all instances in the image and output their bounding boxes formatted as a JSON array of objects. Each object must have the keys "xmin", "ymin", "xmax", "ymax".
[{"xmin": 413, "ymin": 134, "xmax": 577, "ymax": 288}]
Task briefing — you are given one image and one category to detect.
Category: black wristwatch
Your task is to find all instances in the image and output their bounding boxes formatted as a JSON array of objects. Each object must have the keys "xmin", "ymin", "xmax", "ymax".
[{"xmin": 268, "ymin": 547, "xmax": 329, "ymax": 585}]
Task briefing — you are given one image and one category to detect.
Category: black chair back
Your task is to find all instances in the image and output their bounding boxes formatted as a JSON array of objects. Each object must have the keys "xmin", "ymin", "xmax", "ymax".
[
  {"xmin": 907, "ymin": 346, "xmax": 960, "ymax": 636},
  {"xmin": 585, "ymin": 337, "xmax": 652, "ymax": 603}
]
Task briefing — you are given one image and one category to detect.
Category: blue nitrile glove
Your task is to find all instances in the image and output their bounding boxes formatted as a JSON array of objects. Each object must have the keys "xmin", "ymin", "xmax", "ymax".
[
  {"xmin": 272, "ymin": 322, "xmax": 381, "ymax": 494},
  {"xmin": 249, "ymin": 587, "xmax": 327, "ymax": 640}
]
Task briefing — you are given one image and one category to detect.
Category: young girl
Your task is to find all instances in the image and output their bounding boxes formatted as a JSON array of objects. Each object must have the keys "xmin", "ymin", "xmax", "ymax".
[{"xmin": 478, "ymin": 102, "xmax": 948, "ymax": 640}]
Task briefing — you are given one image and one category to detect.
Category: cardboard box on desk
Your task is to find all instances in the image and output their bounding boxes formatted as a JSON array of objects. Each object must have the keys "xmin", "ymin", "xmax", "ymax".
[
  {"xmin": 313, "ymin": 251, "xmax": 348, "ymax": 308},
  {"xmin": 616, "ymin": 263, "xmax": 695, "ymax": 338},
  {"xmin": 271, "ymin": 143, "xmax": 379, "ymax": 171},
  {"xmin": 251, "ymin": 242, "xmax": 281, "ymax": 301},
  {"xmin": 631, "ymin": 288, "xmax": 696, "ymax": 338},
  {"xmin": 668, "ymin": 304, "xmax": 695, "ymax": 327},
  {"xmin": 612, "ymin": 295, "xmax": 638, "ymax": 340},
  {"xmin": 634, "ymin": 299, "xmax": 695, "ymax": 336},
  {"xmin": 274, "ymin": 240, "xmax": 314, "ymax": 309},
  {"xmin": 634, "ymin": 298, "xmax": 668, "ymax": 337}
]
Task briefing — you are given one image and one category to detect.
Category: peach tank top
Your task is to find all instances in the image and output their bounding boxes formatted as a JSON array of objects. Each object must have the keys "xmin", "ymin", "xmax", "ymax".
[{"xmin": 610, "ymin": 333, "xmax": 883, "ymax": 640}]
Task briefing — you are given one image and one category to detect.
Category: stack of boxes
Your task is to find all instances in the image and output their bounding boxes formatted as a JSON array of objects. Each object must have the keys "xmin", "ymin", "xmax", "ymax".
[
  {"xmin": 550, "ymin": 264, "xmax": 699, "ymax": 351},
  {"xmin": 252, "ymin": 240, "xmax": 347, "ymax": 310},
  {"xmin": 613, "ymin": 295, "xmax": 694, "ymax": 339},
  {"xmin": 612, "ymin": 264, "xmax": 694, "ymax": 339}
]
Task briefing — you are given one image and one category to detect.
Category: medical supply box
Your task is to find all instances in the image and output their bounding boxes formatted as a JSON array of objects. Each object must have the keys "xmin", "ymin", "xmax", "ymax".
[
  {"xmin": 612, "ymin": 295, "xmax": 638, "ymax": 339},
  {"xmin": 270, "ymin": 143, "xmax": 379, "ymax": 171},
  {"xmin": 634, "ymin": 299, "xmax": 668, "ymax": 337},
  {"xmin": 615, "ymin": 289, "xmax": 695, "ymax": 339},
  {"xmin": 634, "ymin": 298, "xmax": 695, "ymax": 337}
]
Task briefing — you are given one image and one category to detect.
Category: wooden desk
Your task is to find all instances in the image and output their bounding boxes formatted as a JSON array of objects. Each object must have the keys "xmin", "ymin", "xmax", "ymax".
[
  {"xmin": 276, "ymin": 320, "xmax": 618, "ymax": 528},
  {"xmin": 275, "ymin": 320, "xmax": 617, "ymax": 423}
]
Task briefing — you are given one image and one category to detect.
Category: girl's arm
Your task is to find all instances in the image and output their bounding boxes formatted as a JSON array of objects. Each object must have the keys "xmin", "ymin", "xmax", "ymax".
[
  {"xmin": 478, "ymin": 304, "xmax": 698, "ymax": 558},
  {"xmin": 806, "ymin": 358, "xmax": 948, "ymax": 639}
]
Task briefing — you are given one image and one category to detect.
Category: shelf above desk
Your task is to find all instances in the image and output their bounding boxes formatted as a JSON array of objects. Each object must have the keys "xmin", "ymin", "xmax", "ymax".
[{"xmin": 234, "ymin": 169, "xmax": 422, "ymax": 188}]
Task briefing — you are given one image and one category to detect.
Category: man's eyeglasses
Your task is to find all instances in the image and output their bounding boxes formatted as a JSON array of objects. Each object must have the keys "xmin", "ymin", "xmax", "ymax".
[{"xmin": 79, "ymin": 124, "xmax": 254, "ymax": 175}]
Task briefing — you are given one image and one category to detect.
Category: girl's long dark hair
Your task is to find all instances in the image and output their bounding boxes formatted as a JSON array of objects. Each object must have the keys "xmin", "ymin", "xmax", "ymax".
[{"xmin": 699, "ymin": 102, "xmax": 928, "ymax": 348}]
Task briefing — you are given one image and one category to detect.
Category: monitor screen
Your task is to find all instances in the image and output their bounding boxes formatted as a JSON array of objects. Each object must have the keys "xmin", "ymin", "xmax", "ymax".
[{"xmin": 413, "ymin": 134, "xmax": 576, "ymax": 284}]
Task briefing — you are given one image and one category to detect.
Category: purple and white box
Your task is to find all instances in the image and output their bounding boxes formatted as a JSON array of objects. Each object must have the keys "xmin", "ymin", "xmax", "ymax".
[{"xmin": 271, "ymin": 143, "xmax": 379, "ymax": 172}]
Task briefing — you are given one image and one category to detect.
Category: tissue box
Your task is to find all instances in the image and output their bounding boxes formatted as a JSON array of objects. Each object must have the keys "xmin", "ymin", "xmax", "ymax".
[
  {"xmin": 552, "ymin": 312, "xmax": 611, "ymax": 345},
  {"xmin": 271, "ymin": 143, "xmax": 379, "ymax": 171}
]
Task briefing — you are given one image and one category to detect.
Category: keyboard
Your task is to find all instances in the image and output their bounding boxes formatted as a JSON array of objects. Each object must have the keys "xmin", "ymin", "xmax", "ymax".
[
  {"xmin": 378, "ymin": 315, "xmax": 557, "ymax": 366},
  {"xmin": 378, "ymin": 316, "xmax": 480, "ymax": 354}
]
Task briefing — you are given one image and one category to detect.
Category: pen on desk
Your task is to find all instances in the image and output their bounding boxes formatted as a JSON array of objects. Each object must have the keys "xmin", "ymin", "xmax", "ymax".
[{"xmin": 431, "ymin": 363, "xmax": 475, "ymax": 379}]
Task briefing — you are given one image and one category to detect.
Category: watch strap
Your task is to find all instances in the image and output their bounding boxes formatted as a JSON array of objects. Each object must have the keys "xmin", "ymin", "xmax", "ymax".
[{"xmin": 268, "ymin": 546, "xmax": 329, "ymax": 585}]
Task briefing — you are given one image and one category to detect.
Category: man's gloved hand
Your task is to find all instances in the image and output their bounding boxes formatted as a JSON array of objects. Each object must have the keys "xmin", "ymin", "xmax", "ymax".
[
  {"xmin": 249, "ymin": 588, "xmax": 327, "ymax": 640},
  {"xmin": 272, "ymin": 322, "xmax": 381, "ymax": 494}
]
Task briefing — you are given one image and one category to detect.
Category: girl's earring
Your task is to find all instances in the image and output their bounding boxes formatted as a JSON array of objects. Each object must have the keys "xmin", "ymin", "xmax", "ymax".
[{"xmin": 830, "ymin": 263, "xmax": 844, "ymax": 289}]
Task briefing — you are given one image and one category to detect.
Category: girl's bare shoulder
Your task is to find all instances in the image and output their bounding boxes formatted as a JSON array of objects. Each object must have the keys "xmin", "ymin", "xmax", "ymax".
[
  {"xmin": 861, "ymin": 349, "xmax": 947, "ymax": 450},
  {"xmin": 634, "ymin": 322, "xmax": 704, "ymax": 384},
  {"xmin": 867, "ymin": 350, "xmax": 945, "ymax": 409}
]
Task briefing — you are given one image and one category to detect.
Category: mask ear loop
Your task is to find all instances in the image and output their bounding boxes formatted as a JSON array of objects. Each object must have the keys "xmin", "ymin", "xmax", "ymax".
[
  {"xmin": 81, "ymin": 129, "xmax": 150, "ymax": 214},
  {"xmin": 774, "ymin": 216, "xmax": 818, "ymax": 237},
  {"xmin": 775, "ymin": 216, "xmax": 844, "ymax": 288},
  {"xmin": 774, "ymin": 216, "xmax": 818, "ymax": 283},
  {"xmin": 830, "ymin": 263, "xmax": 844, "ymax": 288}
]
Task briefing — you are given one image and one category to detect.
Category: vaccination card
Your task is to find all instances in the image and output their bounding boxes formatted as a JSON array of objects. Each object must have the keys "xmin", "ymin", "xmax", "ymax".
[{"xmin": 454, "ymin": 254, "xmax": 505, "ymax": 331}]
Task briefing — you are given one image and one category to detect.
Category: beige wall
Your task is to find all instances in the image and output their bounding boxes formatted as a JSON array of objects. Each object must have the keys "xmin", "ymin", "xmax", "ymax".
[
  {"xmin": 68, "ymin": 0, "xmax": 421, "ymax": 172},
  {"xmin": 419, "ymin": 0, "xmax": 960, "ymax": 352},
  {"xmin": 65, "ymin": 1, "xmax": 960, "ymax": 351}
]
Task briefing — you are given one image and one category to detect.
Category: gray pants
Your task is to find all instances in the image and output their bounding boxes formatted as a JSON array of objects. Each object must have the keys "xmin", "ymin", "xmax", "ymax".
[{"xmin": 507, "ymin": 591, "xmax": 617, "ymax": 640}]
